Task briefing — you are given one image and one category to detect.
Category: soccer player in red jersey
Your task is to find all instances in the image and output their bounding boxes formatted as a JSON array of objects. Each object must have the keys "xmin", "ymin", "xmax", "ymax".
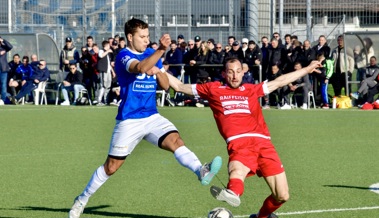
[{"xmin": 167, "ymin": 57, "xmax": 321, "ymax": 218}]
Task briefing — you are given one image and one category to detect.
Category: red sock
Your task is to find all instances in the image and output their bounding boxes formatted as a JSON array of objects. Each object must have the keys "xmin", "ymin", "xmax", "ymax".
[
  {"xmin": 227, "ymin": 178, "xmax": 244, "ymax": 196},
  {"xmin": 258, "ymin": 195, "xmax": 283, "ymax": 217}
]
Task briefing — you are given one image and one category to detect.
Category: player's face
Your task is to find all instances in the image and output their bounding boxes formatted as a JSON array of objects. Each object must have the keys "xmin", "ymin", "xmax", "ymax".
[
  {"xmin": 223, "ymin": 61, "xmax": 244, "ymax": 88},
  {"xmin": 128, "ymin": 27, "xmax": 150, "ymax": 53}
]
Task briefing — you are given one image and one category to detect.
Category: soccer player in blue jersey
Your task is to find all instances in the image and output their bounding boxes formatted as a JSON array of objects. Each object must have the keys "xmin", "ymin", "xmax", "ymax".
[{"xmin": 69, "ymin": 18, "xmax": 222, "ymax": 218}]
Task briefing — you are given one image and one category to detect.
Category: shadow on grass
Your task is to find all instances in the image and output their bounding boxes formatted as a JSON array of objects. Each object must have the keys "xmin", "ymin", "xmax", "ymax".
[
  {"xmin": 323, "ymin": 185, "xmax": 379, "ymax": 190},
  {"xmin": 11, "ymin": 205, "xmax": 180, "ymax": 218}
]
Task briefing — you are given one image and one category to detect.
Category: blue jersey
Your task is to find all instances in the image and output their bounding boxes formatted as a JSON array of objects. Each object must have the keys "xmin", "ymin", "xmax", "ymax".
[{"xmin": 114, "ymin": 47, "xmax": 163, "ymax": 120}]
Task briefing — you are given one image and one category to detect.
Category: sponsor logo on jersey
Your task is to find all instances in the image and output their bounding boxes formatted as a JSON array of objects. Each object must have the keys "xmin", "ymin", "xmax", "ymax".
[
  {"xmin": 220, "ymin": 95, "xmax": 250, "ymax": 115},
  {"xmin": 132, "ymin": 81, "xmax": 156, "ymax": 92}
]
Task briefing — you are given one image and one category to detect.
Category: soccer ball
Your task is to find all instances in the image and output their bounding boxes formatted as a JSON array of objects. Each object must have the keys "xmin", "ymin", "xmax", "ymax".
[
  {"xmin": 0, "ymin": 99, "xmax": 4, "ymax": 105},
  {"xmin": 208, "ymin": 207, "xmax": 234, "ymax": 218}
]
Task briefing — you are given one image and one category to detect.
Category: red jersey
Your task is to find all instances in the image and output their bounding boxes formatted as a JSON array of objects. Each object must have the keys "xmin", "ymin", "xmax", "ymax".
[{"xmin": 193, "ymin": 81, "xmax": 271, "ymax": 143}]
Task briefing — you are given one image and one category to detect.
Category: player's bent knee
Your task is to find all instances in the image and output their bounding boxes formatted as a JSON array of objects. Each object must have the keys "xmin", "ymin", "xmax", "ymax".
[
  {"xmin": 104, "ymin": 156, "xmax": 126, "ymax": 176},
  {"xmin": 274, "ymin": 192, "xmax": 290, "ymax": 203}
]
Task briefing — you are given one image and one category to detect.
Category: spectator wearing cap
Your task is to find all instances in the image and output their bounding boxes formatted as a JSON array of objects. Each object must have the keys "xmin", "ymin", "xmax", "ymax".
[
  {"xmin": 177, "ymin": 34, "xmax": 185, "ymax": 45},
  {"xmin": 207, "ymin": 38, "xmax": 215, "ymax": 51},
  {"xmin": 183, "ymin": 37, "xmax": 201, "ymax": 83},
  {"xmin": 241, "ymin": 38, "xmax": 249, "ymax": 58},
  {"xmin": 60, "ymin": 37, "xmax": 80, "ymax": 73},
  {"xmin": 165, "ymin": 40, "xmax": 183, "ymax": 78},
  {"xmin": 245, "ymin": 40, "xmax": 262, "ymax": 82},
  {"xmin": 225, "ymin": 40, "xmax": 244, "ymax": 63}
]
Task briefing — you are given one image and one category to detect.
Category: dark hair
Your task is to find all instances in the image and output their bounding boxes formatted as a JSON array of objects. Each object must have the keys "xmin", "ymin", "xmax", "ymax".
[
  {"xmin": 22, "ymin": 56, "xmax": 29, "ymax": 62},
  {"xmin": 102, "ymin": 40, "xmax": 109, "ymax": 47},
  {"xmin": 124, "ymin": 18, "xmax": 149, "ymax": 36},
  {"xmin": 119, "ymin": 37, "xmax": 125, "ymax": 42},
  {"xmin": 370, "ymin": 56, "xmax": 376, "ymax": 60},
  {"xmin": 87, "ymin": 35, "xmax": 93, "ymax": 40},
  {"xmin": 284, "ymin": 34, "xmax": 291, "ymax": 39},
  {"xmin": 363, "ymin": 37, "xmax": 373, "ymax": 50},
  {"xmin": 228, "ymin": 36, "xmax": 236, "ymax": 40},
  {"xmin": 13, "ymin": 53, "xmax": 20, "ymax": 58}
]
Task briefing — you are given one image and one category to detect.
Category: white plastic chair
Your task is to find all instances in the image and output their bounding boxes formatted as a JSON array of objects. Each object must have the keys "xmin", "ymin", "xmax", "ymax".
[
  {"xmin": 79, "ymin": 89, "xmax": 92, "ymax": 105},
  {"xmin": 33, "ymin": 80, "xmax": 48, "ymax": 105}
]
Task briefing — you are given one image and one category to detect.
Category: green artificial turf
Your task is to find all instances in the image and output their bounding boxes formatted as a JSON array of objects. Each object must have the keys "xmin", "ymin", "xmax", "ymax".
[{"xmin": 0, "ymin": 105, "xmax": 378, "ymax": 218}]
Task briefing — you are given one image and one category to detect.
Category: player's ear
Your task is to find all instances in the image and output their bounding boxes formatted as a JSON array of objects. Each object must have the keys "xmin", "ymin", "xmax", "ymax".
[{"xmin": 127, "ymin": 33, "xmax": 133, "ymax": 42}]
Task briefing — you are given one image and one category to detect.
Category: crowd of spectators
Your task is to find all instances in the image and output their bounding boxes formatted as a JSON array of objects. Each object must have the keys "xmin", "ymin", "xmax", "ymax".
[{"xmin": 1, "ymin": 31, "xmax": 378, "ymax": 108}]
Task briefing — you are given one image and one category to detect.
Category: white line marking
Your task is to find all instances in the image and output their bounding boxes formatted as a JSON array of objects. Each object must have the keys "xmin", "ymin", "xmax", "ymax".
[
  {"xmin": 275, "ymin": 206, "xmax": 379, "ymax": 216},
  {"xmin": 201, "ymin": 206, "xmax": 379, "ymax": 218}
]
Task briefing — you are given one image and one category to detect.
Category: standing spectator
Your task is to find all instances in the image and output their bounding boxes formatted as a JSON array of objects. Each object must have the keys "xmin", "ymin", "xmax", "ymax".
[
  {"xmin": 12, "ymin": 59, "xmax": 50, "ymax": 104},
  {"xmin": 60, "ymin": 37, "xmax": 80, "ymax": 73},
  {"xmin": 245, "ymin": 40, "xmax": 262, "ymax": 82},
  {"xmin": 226, "ymin": 41, "xmax": 244, "ymax": 63},
  {"xmin": 209, "ymin": 43, "xmax": 226, "ymax": 81},
  {"xmin": 299, "ymin": 40, "xmax": 316, "ymax": 67},
  {"xmin": 177, "ymin": 34, "xmax": 185, "ymax": 45},
  {"xmin": 184, "ymin": 37, "xmax": 201, "ymax": 83},
  {"xmin": 266, "ymin": 38, "xmax": 285, "ymax": 75},
  {"xmin": 330, "ymin": 35, "xmax": 355, "ymax": 96},
  {"xmin": 96, "ymin": 40, "xmax": 115, "ymax": 105},
  {"xmin": 207, "ymin": 38, "xmax": 215, "ymax": 51},
  {"xmin": 167, "ymin": 57, "xmax": 321, "ymax": 218},
  {"xmin": 190, "ymin": 41, "xmax": 212, "ymax": 83},
  {"xmin": 314, "ymin": 53, "xmax": 334, "ymax": 109},
  {"xmin": 0, "ymin": 36, "xmax": 13, "ymax": 102},
  {"xmin": 312, "ymin": 35, "xmax": 330, "ymax": 58},
  {"xmin": 240, "ymin": 38, "xmax": 249, "ymax": 59},
  {"xmin": 8, "ymin": 54, "xmax": 21, "ymax": 99},
  {"xmin": 272, "ymin": 32, "xmax": 283, "ymax": 47},
  {"xmin": 91, "ymin": 44, "xmax": 100, "ymax": 104},
  {"xmin": 118, "ymin": 37, "xmax": 126, "ymax": 49},
  {"xmin": 165, "ymin": 40, "xmax": 183, "ymax": 77},
  {"xmin": 260, "ymin": 36, "xmax": 270, "ymax": 82},
  {"xmin": 111, "ymin": 40, "xmax": 121, "ymax": 58},
  {"xmin": 227, "ymin": 36, "xmax": 236, "ymax": 47},
  {"xmin": 79, "ymin": 47, "xmax": 94, "ymax": 101},
  {"xmin": 68, "ymin": 18, "xmax": 222, "ymax": 218},
  {"xmin": 86, "ymin": 35, "xmax": 95, "ymax": 50},
  {"xmin": 60, "ymin": 63, "xmax": 86, "ymax": 106}
]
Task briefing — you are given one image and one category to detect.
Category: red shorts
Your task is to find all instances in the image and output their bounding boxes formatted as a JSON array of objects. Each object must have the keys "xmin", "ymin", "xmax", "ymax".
[{"xmin": 227, "ymin": 137, "xmax": 284, "ymax": 178}]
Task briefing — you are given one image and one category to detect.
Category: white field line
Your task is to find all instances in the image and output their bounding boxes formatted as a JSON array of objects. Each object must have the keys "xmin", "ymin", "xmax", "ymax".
[{"xmin": 200, "ymin": 206, "xmax": 379, "ymax": 218}]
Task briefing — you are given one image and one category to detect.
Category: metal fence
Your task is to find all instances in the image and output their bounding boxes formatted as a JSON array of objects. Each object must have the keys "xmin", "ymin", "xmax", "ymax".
[{"xmin": 0, "ymin": 0, "xmax": 378, "ymax": 50}]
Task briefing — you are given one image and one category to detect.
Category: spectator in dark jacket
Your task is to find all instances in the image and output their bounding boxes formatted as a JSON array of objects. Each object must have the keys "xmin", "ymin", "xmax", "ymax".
[
  {"xmin": 190, "ymin": 41, "xmax": 212, "ymax": 83},
  {"xmin": 0, "ymin": 36, "xmax": 13, "ymax": 102},
  {"xmin": 12, "ymin": 59, "xmax": 50, "ymax": 104},
  {"xmin": 245, "ymin": 40, "xmax": 262, "ymax": 82},
  {"xmin": 165, "ymin": 40, "xmax": 183, "ymax": 77},
  {"xmin": 60, "ymin": 63, "xmax": 85, "ymax": 106},
  {"xmin": 266, "ymin": 38, "xmax": 285, "ymax": 74},
  {"xmin": 209, "ymin": 43, "xmax": 226, "ymax": 81},
  {"xmin": 225, "ymin": 41, "xmax": 244, "ymax": 63}
]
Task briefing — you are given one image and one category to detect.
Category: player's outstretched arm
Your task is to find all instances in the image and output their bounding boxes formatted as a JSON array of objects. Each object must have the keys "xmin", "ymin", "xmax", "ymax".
[
  {"xmin": 266, "ymin": 61, "xmax": 321, "ymax": 93},
  {"xmin": 167, "ymin": 73, "xmax": 194, "ymax": 96}
]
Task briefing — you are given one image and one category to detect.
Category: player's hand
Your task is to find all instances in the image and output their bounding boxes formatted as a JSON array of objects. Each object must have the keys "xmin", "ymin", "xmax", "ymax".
[
  {"xmin": 146, "ymin": 66, "xmax": 161, "ymax": 76},
  {"xmin": 309, "ymin": 61, "xmax": 322, "ymax": 73},
  {"xmin": 158, "ymin": 34, "xmax": 171, "ymax": 51}
]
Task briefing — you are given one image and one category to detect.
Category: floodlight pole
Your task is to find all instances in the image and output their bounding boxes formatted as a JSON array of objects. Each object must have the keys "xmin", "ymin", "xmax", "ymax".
[
  {"xmin": 8, "ymin": 0, "xmax": 12, "ymax": 33},
  {"xmin": 83, "ymin": 0, "xmax": 87, "ymax": 43},
  {"xmin": 306, "ymin": 0, "xmax": 312, "ymax": 40}
]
